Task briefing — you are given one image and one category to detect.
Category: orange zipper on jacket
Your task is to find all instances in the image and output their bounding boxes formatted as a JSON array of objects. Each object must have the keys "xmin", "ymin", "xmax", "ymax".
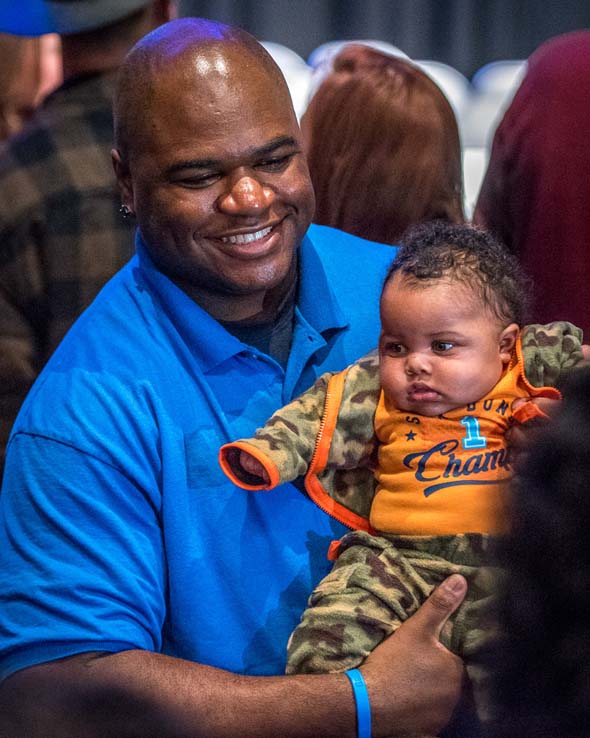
[
  {"xmin": 305, "ymin": 369, "xmax": 374, "ymax": 533},
  {"xmin": 511, "ymin": 335, "xmax": 561, "ymax": 424}
]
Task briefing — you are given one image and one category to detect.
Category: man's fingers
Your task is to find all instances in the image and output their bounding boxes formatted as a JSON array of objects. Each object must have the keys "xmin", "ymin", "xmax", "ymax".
[
  {"xmin": 412, "ymin": 574, "xmax": 467, "ymax": 639},
  {"xmin": 359, "ymin": 574, "xmax": 468, "ymax": 736}
]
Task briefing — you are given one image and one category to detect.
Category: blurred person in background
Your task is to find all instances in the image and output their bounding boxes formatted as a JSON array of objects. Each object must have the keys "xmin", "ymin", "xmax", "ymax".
[
  {"xmin": 0, "ymin": 33, "xmax": 42, "ymax": 140},
  {"xmin": 37, "ymin": 32, "xmax": 63, "ymax": 100},
  {"xmin": 0, "ymin": 32, "xmax": 62, "ymax": 142},
  {"xmin": 489, "ymin": 364, "xmax": 590, "ymax": 738},
  {"xmin": 475, "ymin": 30, "xmax": 590, "ymax": 337},
  {"xmin": 301, "ymin": 44, "xmax": 464, "ymax": 245},
  {"xmin": 0, "ymin": 0, "xmax": 175, "ymax": 475}
]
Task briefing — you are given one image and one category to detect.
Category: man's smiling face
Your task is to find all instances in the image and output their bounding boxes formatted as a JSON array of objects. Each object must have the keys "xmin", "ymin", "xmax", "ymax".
[{"xmin": 114, "ymin": 37, "xmax": 315, "ymax": 320}]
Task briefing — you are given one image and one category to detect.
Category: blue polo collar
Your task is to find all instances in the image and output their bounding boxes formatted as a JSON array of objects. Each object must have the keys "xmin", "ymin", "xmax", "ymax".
[{"xmin": 134, "ymin": 230, "xmax": 349, "ymax": 373}]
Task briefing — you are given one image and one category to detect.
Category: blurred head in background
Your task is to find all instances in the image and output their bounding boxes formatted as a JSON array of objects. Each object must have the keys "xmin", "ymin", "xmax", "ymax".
[
  {"xmin": 0, "ymin": 32, "xmax": 62, "ymax": 142},
  {"xmin": 301, "ymin": 44, "xmax": 464, "ymax": 245},
  {"xmin": 490, "ymin": 364, "xmax": 590, "ymax": 738},
  {"xmin": 475, "ymin": 30, "xmax": 590, "ymax": 335}
]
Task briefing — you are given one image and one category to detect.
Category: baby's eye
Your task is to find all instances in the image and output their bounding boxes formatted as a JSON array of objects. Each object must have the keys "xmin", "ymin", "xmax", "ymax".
[
  {"xmin": 384, "ymin": 342, "xmax": 406, "ymax": 355},
  {"xmin": 432, "ymin": 341, "xmax": 454, "ymax": 352}
]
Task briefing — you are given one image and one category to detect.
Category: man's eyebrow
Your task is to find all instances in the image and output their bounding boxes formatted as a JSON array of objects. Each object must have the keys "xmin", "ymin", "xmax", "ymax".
[
  {"xmin": 165, "ymin": 136, "xmax": 299, "ymax": 175},
  {"xmin": 254, "ymin": 136, "xmax": 299, "ymax": 157}
]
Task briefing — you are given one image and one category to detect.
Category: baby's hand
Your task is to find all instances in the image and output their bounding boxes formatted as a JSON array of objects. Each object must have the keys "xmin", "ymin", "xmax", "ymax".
[{"xmin": 239, "ymin": 450, "xmax": 270, "ymax": 484}]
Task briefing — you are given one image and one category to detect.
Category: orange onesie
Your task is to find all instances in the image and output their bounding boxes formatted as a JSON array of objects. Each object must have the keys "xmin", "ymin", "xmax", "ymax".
[{"xmin": 372, "ymin": 361, "xmax": 552, "ymax": 536}]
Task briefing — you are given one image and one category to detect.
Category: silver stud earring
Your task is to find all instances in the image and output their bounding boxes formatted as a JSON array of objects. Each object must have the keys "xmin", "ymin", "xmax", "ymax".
[{"xmin": 119, "ymin": 204, "xmax": 134, "ymax": 218}]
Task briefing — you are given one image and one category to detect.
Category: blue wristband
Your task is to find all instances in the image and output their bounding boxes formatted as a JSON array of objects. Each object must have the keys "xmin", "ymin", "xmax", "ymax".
[{"xmin": 345, "ymin": 668, "xmax": 372, "ymax": 738}]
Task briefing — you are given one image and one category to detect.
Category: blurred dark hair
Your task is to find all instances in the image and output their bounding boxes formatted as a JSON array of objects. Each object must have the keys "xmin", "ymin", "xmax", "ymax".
[
  {"xmin": 385, "ymin": 220, "xmax": 531, "ymax": 326},
  {"xmin": 488, "ymin": 365, "xmax": 590, "ymax": 738},
  {"xmin": 302, "ymin": 45, "xmax": 464, "ymax": 245}
]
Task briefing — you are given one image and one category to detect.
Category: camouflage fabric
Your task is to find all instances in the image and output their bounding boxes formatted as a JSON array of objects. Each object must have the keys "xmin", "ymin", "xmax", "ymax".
[
  {"xmin": 520, "ymin": 321, "xmax": 585, "ymax": 387},
  {"xmin": 220, "ymin": 347, "xmax": 380, "ymax": 521},
  {"xmin": 220, "ymin": 322, "xmax": 585, "ymax": 523},
  {"xmin": 285, "ymin": 530, "xmax": 500, "ymax": 731},
  {"xmin": 219, "ymin": 322, "xmax": 585, "ymax": 736}
]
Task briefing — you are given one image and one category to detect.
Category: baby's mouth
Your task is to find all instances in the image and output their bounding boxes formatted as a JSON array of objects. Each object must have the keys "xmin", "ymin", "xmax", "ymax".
[{"xmin": 408, "ymin": 384, "xmax": 441, "ymax": 401}]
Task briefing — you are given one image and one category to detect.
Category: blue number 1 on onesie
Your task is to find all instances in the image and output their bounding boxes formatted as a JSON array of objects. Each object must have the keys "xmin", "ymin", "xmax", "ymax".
[{"xmin": 460, "ymin": 415, "xmax": 487, "ymax": 449}]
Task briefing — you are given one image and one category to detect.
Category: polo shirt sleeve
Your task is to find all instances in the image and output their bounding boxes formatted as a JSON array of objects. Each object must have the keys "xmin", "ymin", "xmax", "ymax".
[{"xmin": 0, "ymin": 431, "xmax": 166, "ymax": 682}]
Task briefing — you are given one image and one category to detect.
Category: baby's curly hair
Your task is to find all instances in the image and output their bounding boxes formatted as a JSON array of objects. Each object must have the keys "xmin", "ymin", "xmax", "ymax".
[
  {"xmin": 489, "ymin": 366, "xmax": 590, "ymax": 737},
  {"xmin": 384, "ymin": 220, "xmax": 532, "ymax": 325}
]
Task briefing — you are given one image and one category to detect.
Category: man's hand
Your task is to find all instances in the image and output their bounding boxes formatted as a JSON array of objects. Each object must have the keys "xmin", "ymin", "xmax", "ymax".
[
  {"xmin": 0, "ymin": 576, "xmax": 468, "ymax": 738},
  {"xmin": 361, "ymin": 574, "xmax": 468, "ymax": 737}
]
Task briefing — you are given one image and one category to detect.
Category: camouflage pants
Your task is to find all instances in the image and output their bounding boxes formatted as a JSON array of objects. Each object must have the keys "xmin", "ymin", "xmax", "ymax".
[{"xmin": 286, "ymin": 530, "xmax": 501, "ymax": 735}]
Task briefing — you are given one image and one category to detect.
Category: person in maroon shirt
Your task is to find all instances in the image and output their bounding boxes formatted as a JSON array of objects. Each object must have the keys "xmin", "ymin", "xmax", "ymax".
[{"xmin": 475, "ymin": 30, "xmax": 590, "ymax": 337}]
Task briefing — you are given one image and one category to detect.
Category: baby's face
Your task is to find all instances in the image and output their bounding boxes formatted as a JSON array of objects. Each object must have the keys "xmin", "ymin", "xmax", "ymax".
[{"xmin": 378, "ymin": 273, "xmax": 518, "ymax": 417}]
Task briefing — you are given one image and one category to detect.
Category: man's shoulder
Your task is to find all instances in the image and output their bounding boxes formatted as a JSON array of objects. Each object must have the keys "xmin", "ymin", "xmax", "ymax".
[
  {"xmin": 13, "ymin": 264, "xmax": 158, "ymax": 423},
  {"xmin": 304, "ymin": 223, "xmax": 396, "ymax": 269},
  {"xmin": 302, "ymin": 224, "xmax": 397, "ymax": 310},
  {"xmin": 305, "ymin": 223, "xmax": 396, "ymax": 255}
]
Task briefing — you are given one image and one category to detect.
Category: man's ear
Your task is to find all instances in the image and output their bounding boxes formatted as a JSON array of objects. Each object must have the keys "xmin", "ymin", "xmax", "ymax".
[
  {"xmin": 112, "ymin": 148, "xmax": 135, "ymax": 215},
  {"xmin": 499, "ymin": 323, "xmax": 519, "ymax": 363}
]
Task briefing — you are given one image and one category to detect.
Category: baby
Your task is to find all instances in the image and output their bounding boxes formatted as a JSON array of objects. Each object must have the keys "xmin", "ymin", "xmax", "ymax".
[{"xmin": 220, "ymin": 221, "xmax": 585, "ymax": 730}]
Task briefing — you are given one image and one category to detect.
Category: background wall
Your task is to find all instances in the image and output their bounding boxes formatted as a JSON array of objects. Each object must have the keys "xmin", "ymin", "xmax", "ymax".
[{"xmin": 179, "ymin": 0, "xmax": 590, "ymax": 79}]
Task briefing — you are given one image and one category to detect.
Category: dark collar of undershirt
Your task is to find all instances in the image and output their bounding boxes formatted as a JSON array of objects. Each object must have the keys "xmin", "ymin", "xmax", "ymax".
[{"xmin": 219, "ymin": 256, "xmax": 298, "ymax": 368}]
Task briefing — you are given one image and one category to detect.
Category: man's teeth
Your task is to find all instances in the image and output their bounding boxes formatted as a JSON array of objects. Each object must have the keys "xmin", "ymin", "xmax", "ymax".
[{"xmin": 222, "ymin": 226, "xmax": 272, "ymax": 245}]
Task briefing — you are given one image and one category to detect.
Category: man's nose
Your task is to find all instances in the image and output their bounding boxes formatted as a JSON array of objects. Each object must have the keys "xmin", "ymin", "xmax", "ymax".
[
  {"xmin": 405, "ymin": 352, "xmax": 431, "ymax": 376},
  {"xmin": 217, "ymin": 174, "xmax": 274, "ymax": 215}
]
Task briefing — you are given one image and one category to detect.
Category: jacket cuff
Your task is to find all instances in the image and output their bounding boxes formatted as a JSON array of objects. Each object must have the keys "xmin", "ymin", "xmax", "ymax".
[{"xmin": 218, "ymin": 441, "xmax": 281, "ymax": 490}]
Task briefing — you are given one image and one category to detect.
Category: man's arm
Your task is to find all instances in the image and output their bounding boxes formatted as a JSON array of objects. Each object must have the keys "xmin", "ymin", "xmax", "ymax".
[{"xmin": 0, "ymin": 576, "xmax": 466, "ymax": 738}]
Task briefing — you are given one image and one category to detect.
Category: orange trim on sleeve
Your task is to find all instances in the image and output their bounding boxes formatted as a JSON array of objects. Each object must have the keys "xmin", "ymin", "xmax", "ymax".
[
  {"xmin": 218, "ymin": 441, "xmax": 281, "ymax": 490},
  {"xmin": 512, "ymin": 401, "xmax": 550, "ymax": 424},
  {"xmin": 327, "ymin": 539, "xmax": 342, "ymax": 561},
  {"xmin": 510, "ymin": 334, "xmax": 561, "ymax": 426}
]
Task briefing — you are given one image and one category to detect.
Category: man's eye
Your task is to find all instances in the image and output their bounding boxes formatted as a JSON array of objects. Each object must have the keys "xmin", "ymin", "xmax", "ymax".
[
  {"xmin": 177, "ymin": 173, "xmax": 220, "ymax": 188},
  {"xmin": 432, "ymin": 341, "xmax": 454, "ymax": 352},
  {"xmin": 256, "ymin": 154, "xmax": 293, "ymax": 171}
]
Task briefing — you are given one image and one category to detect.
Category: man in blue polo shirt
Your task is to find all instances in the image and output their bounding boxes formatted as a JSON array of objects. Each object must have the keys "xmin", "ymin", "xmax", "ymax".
[{"xmin": 0, "ymin": 17, "xmax": 468, "ymax": 737}]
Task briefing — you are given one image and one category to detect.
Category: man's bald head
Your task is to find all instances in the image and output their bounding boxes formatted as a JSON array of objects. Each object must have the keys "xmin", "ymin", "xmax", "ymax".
[
  {"xmin": 110, "ymin": 16, "xmax": 314, "ymax": 321},
  {"xmin": 113, "ymin": 17, "xmax": 294, "ymax": 163}
]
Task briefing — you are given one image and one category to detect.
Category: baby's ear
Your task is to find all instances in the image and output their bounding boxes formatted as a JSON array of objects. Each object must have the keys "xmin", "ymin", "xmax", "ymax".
[{"xmin": 499, "ymin": 323, "xmax": 519, "ymax": 362}]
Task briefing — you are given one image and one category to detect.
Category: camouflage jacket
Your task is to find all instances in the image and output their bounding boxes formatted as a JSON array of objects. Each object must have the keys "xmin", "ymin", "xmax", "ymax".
[{"xmin": 219, "ymin": 322, "xmax": 585, "ymax": 530}]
